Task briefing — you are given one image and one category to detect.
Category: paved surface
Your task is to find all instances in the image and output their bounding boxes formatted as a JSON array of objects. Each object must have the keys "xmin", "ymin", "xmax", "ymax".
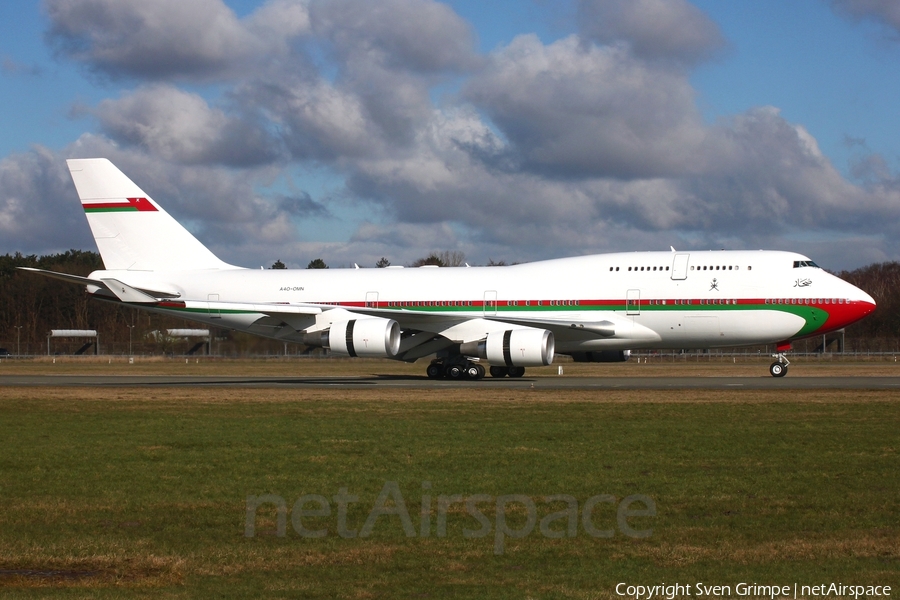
[{"xmin": 3, "ymin": 374, "xmax": 900, "ymax": 390}]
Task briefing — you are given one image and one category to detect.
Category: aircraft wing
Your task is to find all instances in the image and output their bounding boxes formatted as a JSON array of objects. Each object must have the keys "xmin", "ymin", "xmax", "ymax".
[{"xmin": 304, "ymin": 304, "xmax": 661, "ymax": 348}]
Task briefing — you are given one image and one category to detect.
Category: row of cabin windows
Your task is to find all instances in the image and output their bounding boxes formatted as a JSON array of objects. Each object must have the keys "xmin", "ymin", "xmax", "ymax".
[
  {"xmin": 607, "ymin": 266, "xmax": 671, "ymax": 272},
  {"xmin": 766, "ymin": 298, "xmax": 848, "ymax": 305},
  {"xmin": 378, "ymin": 298, "xmax": 848, "ymax": 309},
  {"xmin": 638, "ymin": 299, "xmax": 739, "ymax": 306},
  {"xmin": 385, "ymin": 300, "xmax": 582, "ymax": 308},
  {"xmin": 609, "ymin": 265, "xmax": 753, "ymax": 272},
  {"xmin": 692, "ymin": 265, "xmax": 748, "ymax": 271},
  {"xmin": 387, "ymin": 300, "xmax": 473, "ymax": 307}
]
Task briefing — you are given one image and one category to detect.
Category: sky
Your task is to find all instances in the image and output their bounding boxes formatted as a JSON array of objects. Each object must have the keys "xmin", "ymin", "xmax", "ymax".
[{"xmin": 1, "ymin": 0, "xmax": 900, "ymax": 271}]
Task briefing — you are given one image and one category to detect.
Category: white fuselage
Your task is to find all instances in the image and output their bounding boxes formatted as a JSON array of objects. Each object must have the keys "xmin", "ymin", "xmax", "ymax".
[{"xmin": 88, "ymin": 250, "xmax": 875, "ymax": 354}]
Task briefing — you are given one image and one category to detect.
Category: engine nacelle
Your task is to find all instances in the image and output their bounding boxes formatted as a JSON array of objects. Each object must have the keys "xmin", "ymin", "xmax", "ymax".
[
  {"xmin": 569, "ymin": 350, "xmax": 631, "ymax": 363},
  {"xmin": 461, "ymin": 329, "xmax": 555, "ymax": 367},
  {"xmin": 322, "ymin": 318, "xmax": 401, "ymax": 358}
]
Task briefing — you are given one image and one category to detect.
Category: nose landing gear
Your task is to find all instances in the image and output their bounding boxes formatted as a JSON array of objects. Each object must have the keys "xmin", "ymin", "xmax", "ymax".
[
  {"xmin": 769, "ymin": 354, "xmax": 790, "ymax": 377},
  {"xmin": 769, "ymin": 341, "xmax": 792, "ymax": 377}
]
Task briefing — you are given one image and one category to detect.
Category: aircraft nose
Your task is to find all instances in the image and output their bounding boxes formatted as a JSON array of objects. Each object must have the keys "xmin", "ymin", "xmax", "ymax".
[
  {"xmin": 820, "ymin": 282, "xmax": 876, "ymax": 333},
  {"xmin": 855, "ymin": 289, "xmax": 877, "ymax": 317},
  {"xmin": 843, "ymin": 286, "xmax": 877, "ymax": 327}
]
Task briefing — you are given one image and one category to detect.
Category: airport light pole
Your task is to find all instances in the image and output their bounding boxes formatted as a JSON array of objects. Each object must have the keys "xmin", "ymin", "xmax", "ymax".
[
  {"xmin": 15, "ymin": 326, "xmax": 22, "ymax": 357},
  {"xmin": 128, "ymin": 324, "xmax": 135, "ymax": 356}
]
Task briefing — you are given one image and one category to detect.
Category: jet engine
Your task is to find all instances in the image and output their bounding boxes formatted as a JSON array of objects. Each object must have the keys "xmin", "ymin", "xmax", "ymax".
[
  {"xmin": 313, "ymin": 317, "xmax": 401, "ymax": 358},
  {"xmin": 460, "ymin": 329, "xmax": 555, "ymax": 367},
  {"xmin": 569, "ymin": 350, "xmax": 631, "ymax": 363}
]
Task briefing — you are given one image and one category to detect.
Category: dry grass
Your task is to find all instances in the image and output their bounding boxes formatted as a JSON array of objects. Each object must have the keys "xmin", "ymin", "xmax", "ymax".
[{"xmin": 1, "ymin": 385, "xmax": 899, "ymax": 408}]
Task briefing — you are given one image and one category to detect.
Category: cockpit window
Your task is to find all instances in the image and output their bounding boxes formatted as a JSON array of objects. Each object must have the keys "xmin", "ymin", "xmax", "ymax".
[{"xmin": 793, "ymin": 260, "xmax": 820, "ymax": 268}]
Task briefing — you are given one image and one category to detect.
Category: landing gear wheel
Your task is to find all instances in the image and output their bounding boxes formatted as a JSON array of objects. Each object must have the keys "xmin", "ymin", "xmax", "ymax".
[
  {"xmin": 426, "ymin": 362, "xmax": 444, "ymax": 379},
  {"xmin": 769, "ymin": 362, "xmax": 788, "ymax": 377},
  {"xmin": 445, "ymin": 364, "xmax": 465, "ymax": 380},
  {"xmin": 508, "ymin": 366, "xmax": 526, "ymax": 378},
  {"xmin": 490, "ymin": 366, "xmax": 509, "ymax": 378},
  {"xmin": 465, "ymin": 363, "xmax": 485, "ymax": 380}
]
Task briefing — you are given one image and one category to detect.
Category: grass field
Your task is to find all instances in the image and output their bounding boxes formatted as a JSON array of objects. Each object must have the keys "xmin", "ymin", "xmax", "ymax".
[{"xmin": 0, "ymin": 360, "xmax": 898, "ymax": 598}]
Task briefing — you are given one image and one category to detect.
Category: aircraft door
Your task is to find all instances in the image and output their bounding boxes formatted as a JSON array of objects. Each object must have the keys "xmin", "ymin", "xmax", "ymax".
[
  {"xmin": 366, "ymin": 291, "xmax": 378, "ymax": 308},
  {"xmin": 484, "ymin": 290, "xmax": 498, "ymax": 316},
  {"xmin": 671, "ymin": 254, "xmax": 690, "ymax": 280},
  {"xmin": 626, "ymin": 289, "xmax": 640, "ymax": 315}
]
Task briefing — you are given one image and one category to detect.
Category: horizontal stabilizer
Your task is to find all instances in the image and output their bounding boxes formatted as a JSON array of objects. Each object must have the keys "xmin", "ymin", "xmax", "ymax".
[
  {"xmin": 17, "ymin": 267, "xmax": 106, "ymax": 289},
  {"xmin": 17, "ymin": 267, "xmax": 181, "ymax": 300}
]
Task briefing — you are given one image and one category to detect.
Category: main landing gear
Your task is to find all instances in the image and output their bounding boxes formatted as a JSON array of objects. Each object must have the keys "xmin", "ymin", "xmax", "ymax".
[
  {"xmin": 769, "ymin": 354, "xmax": 790, "ymax": 377},
  {"xmin": 426, "ymin": 358, "xmax": 485, "ymax": 380},
  {"xmin": 426, "ymin": 359, "xmax": 526, "ymax": 380},
  {"xmin": 489, "ymin": 365, "xmax": 526, "ymax": 378}
]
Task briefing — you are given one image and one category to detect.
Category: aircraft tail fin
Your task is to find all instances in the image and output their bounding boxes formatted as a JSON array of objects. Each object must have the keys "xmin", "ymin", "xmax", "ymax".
[{"xmin": 66, "ymin": 158, "xmax": 233, "ymax": 271}]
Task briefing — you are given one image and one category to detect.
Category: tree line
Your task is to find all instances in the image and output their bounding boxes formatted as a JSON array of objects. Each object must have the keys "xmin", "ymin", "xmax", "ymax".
[{"xmin": 1, "ymin": 250, "xmax": 897, "ymax": 355}]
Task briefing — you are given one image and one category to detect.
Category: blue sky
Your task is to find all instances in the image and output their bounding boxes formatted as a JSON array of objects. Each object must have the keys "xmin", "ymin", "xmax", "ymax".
[{"xmin": 1, "ymin": 0, "xmax": 899, "ymax": 270}]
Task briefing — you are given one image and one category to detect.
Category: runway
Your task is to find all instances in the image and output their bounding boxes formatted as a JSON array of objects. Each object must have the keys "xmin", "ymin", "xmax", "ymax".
[{"xmin": 3, "ymin": 374, "xmax": 900, "ymax": 390}]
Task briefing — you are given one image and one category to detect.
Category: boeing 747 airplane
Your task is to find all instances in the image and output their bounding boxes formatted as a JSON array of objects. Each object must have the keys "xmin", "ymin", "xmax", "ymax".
[{"xmin": 22, "ymin": 159, "xmax": 876, "ymax": 378}]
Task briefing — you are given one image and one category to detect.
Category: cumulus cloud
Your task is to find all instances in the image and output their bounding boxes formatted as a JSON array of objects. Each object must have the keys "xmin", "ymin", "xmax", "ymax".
[
  {"xmin": 463, "ymin": 34, "xmax": 708, "ymax": 179},
  {"xmin": 0, "ymin": 147, "xmax": 91, "ymax": 254},
  {"xmin": 577, "ymin": 0, "xmax": 728, "ymax": 66},
  {"xmin": 831, "ymin": 0, "xmax": 900, "ymax": 37},
  {"xmin": 307, "ymin": 0, "xmax": 480, "ymax": 147},
  {"xmin": 309, "ymin": 0, "xmax": 479, "ymax": 74},
  {"xmin": 44, "ymin": 0, "xmax": 309, "ymax": 80},
  {"xmin": 93, "ymin": 85, "xmax": 280, "ymax": 166},
  {"xmin": 237, "ymin": 76, "xmax": 379, "ymax": 161},
  {"xmin": 1, "ymin": 56, "xmax": 43, "ymax": 76}
]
